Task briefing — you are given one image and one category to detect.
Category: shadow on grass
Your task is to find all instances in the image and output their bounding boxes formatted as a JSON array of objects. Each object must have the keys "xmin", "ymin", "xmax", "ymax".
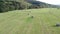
[
  {"xmin": 0, "ymin": 11, "xmax": 9, "ymax": 13},
  {"xmin": 52, "ymin": 25, "xmax": 57, "ymax": 27},
  {"xmin": 52, "ymin": 25, "xmax": 60, "ymax": 27}
]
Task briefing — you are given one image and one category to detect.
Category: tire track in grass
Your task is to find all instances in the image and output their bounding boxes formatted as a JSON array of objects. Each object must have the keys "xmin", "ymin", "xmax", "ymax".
[
  {"xmin": 45, "ymin": 12, "xmax": 60, "ymax": 34},
  {"xmin": 26, "ymin": 23, "xmax": 32, "ymax": 34},
  {"xmin": 20, "ymin": 23, "xmax": 30, "ymax": 34},
  {"xmin": 39, "ymin": 14, "xmax": 47, "ymax": 34},
  {"xmin": 43, "ymin": 14, "xmax": 50, "ymax": 34},
  {"xmin": 43, "ymin": 14, "xmax": 55, "ymax": 34},
  {"xmin": 29, "ymin": 16, "xmax": 41, "ymax": 34},
  {"xmin": 40, "ymin": 13, "xmax": 59, "ymax": 34},
  {"xmin": 19, "ymin": 22, "xmax": 32, "ymax": 34},
  {"xmin": 20, "ymin": 17, "xmax": 33, "ymax": 34},
  {"xmin": 45, "ymin": 14, "xmax": 56, "ymax": 34},
  {"xmin": 34, "ymin": 14, "xmax": 45, "ymax": 34},
  {"xmin": 36, "ymin": 13, "xmax": 49, "ymax": 34},
  {"xmin": 39, "ymin": 14, "xmax": 52, "ymax": 34},
  {"xmin": 46, "ymin": 12, "xmax": 60, "ymax": 34},
  {"xmin": 43, "ymin": 14, "xmax": 52, "ymax": 34},
  {"xmin": 39, "ymin": 17, "xmax": 45, "ymax": 34}
]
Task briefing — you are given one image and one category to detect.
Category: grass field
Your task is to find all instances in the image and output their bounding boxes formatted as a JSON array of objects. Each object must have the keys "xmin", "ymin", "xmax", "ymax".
[{"xmin": 0, "ymin": 8, "xmax": 60, "ymax": 34}]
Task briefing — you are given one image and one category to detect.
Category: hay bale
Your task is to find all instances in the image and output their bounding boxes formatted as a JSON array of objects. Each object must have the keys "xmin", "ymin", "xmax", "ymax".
[
  {"xmin": 31, "ymin": 16, "xmax": 34, "ymax": 18},
  {"xmin": 56, "ymin": 23, "xmax": 60, "ymax": 27}
]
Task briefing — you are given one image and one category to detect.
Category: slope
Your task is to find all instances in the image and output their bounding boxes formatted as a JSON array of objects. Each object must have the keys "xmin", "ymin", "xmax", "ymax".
[{"xmin": 0, "ymin": 8, "xmax": 60, "ymax": 34}]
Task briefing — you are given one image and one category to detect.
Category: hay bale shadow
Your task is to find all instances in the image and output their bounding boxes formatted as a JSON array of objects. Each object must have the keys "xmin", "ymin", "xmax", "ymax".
[
  {"xmin": 52, "ymin": 24, "xmax": 60, "ymax": 27},
  {"xmin": 52, "ymin": 25, "xmax": 57, "ymax": 27}
]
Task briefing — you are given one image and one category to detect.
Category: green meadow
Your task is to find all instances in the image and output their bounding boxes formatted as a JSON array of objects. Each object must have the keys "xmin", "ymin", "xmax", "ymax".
[{"xmin": 0, "ymin": 8, "xmax": 60, "ymax": 34}]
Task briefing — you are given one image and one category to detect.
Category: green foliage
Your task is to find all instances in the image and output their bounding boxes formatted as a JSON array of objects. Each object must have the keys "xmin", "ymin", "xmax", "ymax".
[
  {"xmin": 0, "ymin": 1, "xmax": 9, "ymax": 12},
  {"xmin": 0, "ymin": 0, "xmax": 32, "ymax": 12},
  {"xmin": 20, "ymin": 2, "xmax": 32, "ymax": 9},
  {"xmin": 0, "ymin": 0, "xmax": 59, "ymax": 13},
  {"xmin": 29, "ymin": 5, "xmax": 39, "ymax": 9}
]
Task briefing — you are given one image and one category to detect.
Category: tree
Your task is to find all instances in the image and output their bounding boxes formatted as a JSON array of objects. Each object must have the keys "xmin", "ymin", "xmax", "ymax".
[{"xmin": 0, "ymin": 1, "xmax": 9, "ymax": 12}]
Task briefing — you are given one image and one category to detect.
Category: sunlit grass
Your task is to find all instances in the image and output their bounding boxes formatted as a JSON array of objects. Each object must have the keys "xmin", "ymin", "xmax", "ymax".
[{"xmin": 0, "ymin": 8, "xmax": 60, "ymax": 34}]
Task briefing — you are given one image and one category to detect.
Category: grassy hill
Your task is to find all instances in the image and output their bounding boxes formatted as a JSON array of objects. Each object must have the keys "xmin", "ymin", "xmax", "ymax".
[{"xmin": 0, "ymin": 8, "xmax": 60, "ymax": 34}]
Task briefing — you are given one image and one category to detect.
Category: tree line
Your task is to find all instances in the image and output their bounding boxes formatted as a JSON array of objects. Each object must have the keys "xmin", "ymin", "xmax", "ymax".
[
  {"xmin": 0, "ymin": 0, "xmax": 32, "ymax": 12},
  {"xmin": 0, "ymin": 0, "xmax": 59, "ymax": 13}
]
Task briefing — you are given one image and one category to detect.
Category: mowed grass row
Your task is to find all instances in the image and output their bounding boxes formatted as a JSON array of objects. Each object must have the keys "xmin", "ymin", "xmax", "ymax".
[{"xmin": 0, "ymin": 8, "xmax": 60, "ymax": 34}]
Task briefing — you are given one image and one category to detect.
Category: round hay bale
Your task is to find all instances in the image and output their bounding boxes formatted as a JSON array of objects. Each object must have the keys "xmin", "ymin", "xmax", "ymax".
[
  {"xmin": 31, "ymin": 16, "xmax": 34, "ymax": 18},
  {"xmin": 56, "ymin": 23, "xmax": 60, "ymax": 27}
]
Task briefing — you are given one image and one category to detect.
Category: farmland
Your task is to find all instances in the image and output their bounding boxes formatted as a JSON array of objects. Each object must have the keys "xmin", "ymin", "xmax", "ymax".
[{"xmin": 0, "ymin": 8, "xmax": 60, "ymax": 34}]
